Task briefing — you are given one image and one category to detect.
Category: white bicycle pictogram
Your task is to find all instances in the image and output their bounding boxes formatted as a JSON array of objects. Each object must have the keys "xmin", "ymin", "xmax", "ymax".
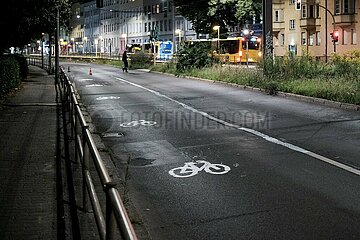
[
  {"xmin": 120, "ymin": 120, "xmax": 157, "ymax": 128},
  {"xmin": 169, "ymin": 160, "xmax": 231, "ymax": 178}
]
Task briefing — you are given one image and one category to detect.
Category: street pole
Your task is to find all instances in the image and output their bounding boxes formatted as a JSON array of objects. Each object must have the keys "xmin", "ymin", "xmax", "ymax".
[
  {"xmin": 217, "ymin": 28, "xmax": 220, "ymax": 52},
  {"xmin": 325, "ymin": 0, "xmax": 328, "ymax": 62},
  {"xmin": 262, "ymin": 0, "xmax": 273, "ymax": 60},
  {"xmin": 55, "ymin": 8, "xmax": 59, "ymax": 85},
  {"xmin": 312, "ymin": 1, "xmax": 336, "ymax": 60},
  {"xmin": 172, "ymin": 1, "xmax": 175, "ymax": 54},
  {"xmin": 95, "ymin": 39, "xmax": 98, "ymax": 57},
  {"xmin": 109, "ymin": 43, "xmax": 112, "ymax": 57},
  {"xmin": 41, "ymin": 36, "xmax": 44, "ymax": 69},
  {"xmin": 246, "ymin": 40, "xmax": 249, "ymax": 67}
]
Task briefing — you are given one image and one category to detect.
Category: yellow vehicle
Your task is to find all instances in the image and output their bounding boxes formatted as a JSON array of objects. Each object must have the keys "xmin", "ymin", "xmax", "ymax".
[{"xmin": 186, "ymin": 36, "xmax": 262, "ymax": 64}]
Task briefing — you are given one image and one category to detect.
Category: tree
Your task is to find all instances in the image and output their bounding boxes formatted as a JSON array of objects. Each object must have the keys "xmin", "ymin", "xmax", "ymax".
[
  {"xmin": 0, "ymin": 0, "xmax": 71, "ymax": 54},
  {"xmin": 234, "ymin": 0, "xmax": 262, "ymax": 24},
  {"xmin": 173, "ymin": 0, "xmax": 215, "ymax": 34},
  {"xmin": 173, "ymin": 0, "xmax": 261, "ymax": 35}
]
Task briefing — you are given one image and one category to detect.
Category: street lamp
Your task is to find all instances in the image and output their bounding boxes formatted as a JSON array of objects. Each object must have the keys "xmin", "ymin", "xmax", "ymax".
[
  {"xmin": 99, "ymin": 35, "xmax": 103, "ymax": 58},
  {"xmin": 121, "ymin": 33, "xmax": 127, "ymax": 51},
  {"xmin": 213, "ymin": 25, "xmax": 220, "ymax": 52},
  {"xmin": 41, "ymin": 32, "xmax": 45, "ymax": 69},
  {"xmin": 108, "ymin": 40, "xmax": 112, "ymax": 57},
  {"xmin": 175, "ymin": 29, "xmax": 182, "ymax": 53},
  {"xmin": 243, "ymin": 29, "xmax": 249, "ymax": 67},
  {"xmin": 71, "ymin": 37, "xmax": 75, "ymax": 53},
  {"xmin": 83, "ymin": 36, "xmax": 87, "ymax": 54},
  {"xmin": 95, "ymin": 39, "xmax": 98, "ymax": 57}
]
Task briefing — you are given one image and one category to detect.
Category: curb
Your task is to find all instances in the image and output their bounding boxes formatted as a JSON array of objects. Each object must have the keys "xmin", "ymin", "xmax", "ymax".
[{"xmin": 151, "ymin": 70, "xmax": 360, "ymax": 112}]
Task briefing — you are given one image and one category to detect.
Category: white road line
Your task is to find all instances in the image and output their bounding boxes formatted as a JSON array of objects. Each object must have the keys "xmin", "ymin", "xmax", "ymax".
[
  {"xmin": 113, "ymin": 76, "xmax": 360, "ymax": 176},
  {"xmin": 78, "ymin": 78, "xmax": 94, "ymax": 81}
]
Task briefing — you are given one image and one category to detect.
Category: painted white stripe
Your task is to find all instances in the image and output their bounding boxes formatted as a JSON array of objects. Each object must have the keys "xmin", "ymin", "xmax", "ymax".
[
  {"xmin": 113, "ymin": 76, "xmax": 360, "ymax": 176},
  {"xmin": 78, "ymin": 78, "xmax": 93, "ymax": 81}
]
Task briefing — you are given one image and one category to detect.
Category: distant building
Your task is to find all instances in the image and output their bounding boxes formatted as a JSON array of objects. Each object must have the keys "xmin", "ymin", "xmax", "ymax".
[
  {"xmin": 70, "ymin": 0, "xmax": 197, "ymax": 55},
  {"xmin": 69, "ymin": 2, "xmax": 85, "ymax": 53},
  {"xmin": 273, "ymin": 0, "xmax": 358, "ymax": 59}
]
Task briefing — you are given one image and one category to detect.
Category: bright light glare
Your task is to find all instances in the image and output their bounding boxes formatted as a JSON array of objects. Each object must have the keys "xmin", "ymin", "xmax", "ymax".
[{"xmin": 213, "ymin": 26, "xmax": 220, "ymax": 31}]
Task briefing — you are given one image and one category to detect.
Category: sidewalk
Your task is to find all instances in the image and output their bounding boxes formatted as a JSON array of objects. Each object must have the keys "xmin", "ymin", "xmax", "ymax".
[{"xmin": 0, "ymin": 66, "xmax": 98, "ymax": 239}]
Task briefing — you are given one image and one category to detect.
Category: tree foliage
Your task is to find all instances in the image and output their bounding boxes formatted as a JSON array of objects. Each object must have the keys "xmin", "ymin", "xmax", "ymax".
[
  {"xmin": 173, "ymin": 0, "xmax": 262, "ymax": 34},
  {"xmin": 234, "ymin": 0, "xmax": 262, "ymax": 23},
  {"xmin": 176, "ymin": 42, "xmax": 217, "ymax": 72},
  {"xmin": 0, "ymin": 0, "xmax": 71, "ymax": 53}
]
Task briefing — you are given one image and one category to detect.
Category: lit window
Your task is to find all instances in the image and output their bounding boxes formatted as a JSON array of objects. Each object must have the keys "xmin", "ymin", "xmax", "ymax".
[
  {"xmin": 335, "ymin": 0, "xmax": 340, "ymax": 14},
  {"xmin": 316, "ymin": 31, "xmax": 321, "ymax": 45},
  {"xmin": 301, "ymin": 32, "xmax": 306, "ymax": 45},
  {"xmin": 275, "ymin": 10, "xmax": 280, "ymax": 22},
  {"xmin": 301, "ymin": 5, "xmax": 306, "ymax": 18},
  {"xmin": 290, "ymin": 20, "xmax": 296, "ymax": 29}
]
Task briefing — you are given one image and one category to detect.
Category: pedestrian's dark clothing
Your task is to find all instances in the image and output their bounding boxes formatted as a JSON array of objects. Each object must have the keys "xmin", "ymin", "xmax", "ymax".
[{"xmin": 122, "ymin": 51, "xmax": 128, "ymax": 72}]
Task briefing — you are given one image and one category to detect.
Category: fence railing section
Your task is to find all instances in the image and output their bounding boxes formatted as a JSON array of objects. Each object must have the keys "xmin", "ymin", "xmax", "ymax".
[
  {"xmin": 26, "ymin": 56, "xmax": 55, "ymax": 73},
  {"xmin": 59, "ymin": 66, "xmax": 138, "ymax": 240},
  {"xmin": 27, "ymin": 56, "xmax": 138, "ymax": 240},
  {"xmin": 58, "ymin": 67, "xmax": 137, "ymax": 240}
]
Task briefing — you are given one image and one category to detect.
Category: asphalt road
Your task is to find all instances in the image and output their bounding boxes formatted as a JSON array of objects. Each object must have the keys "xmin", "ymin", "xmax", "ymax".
[{"xmin": 64, "ymin": 62, "xmax": 360, "ymax": 240}]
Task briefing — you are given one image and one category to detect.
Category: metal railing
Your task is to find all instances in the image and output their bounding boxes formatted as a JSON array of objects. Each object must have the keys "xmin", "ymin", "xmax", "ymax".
[
  {"xmin": 58, "ymin": 66, "xmax": 138, "ymax": 240},
  {"xmin": 26, "ymin": 55, "xmax": 55, "ymax": 73}
]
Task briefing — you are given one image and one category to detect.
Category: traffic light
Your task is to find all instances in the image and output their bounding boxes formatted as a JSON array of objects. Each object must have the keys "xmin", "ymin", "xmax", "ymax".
[
  {"xmin": 330, "ymin": 31, "xmax": 339, "ymax": 42},
  {"xmin": 149, "ymin": 30, "xmax": 158, "ymax": 41},
  {"xmin": 295, "ymin": 0, "xmax": 301, "ymax": 10},
  {"xmin": 96, "ymin": 0, "xmax": 103, "ymax": 8}
]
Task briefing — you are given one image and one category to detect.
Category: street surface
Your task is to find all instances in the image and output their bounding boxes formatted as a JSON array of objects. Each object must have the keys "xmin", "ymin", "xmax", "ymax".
[{"xmin": 64, "ymin": 62, "xmax": 360, "ymax": 240}]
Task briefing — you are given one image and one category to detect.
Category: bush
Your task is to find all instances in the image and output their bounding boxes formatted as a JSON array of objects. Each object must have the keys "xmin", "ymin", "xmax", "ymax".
[
  {"xmin": 13, "ymin": 54, "xmax": 28, "ymax": 80},
  {"xmin": 176, "ymin": 42, "xmax": 217, "ymax": 73},
  {"xmin": 129, "ymin": 51, "xmax": 153, "ymax": 69},
  {"xmin": 331, "ymin": 51, "xmax": 360, "ymax": 79},
  {"xmin": 0, "ymin": 56, "xmax": 21, "ymax": 97}
]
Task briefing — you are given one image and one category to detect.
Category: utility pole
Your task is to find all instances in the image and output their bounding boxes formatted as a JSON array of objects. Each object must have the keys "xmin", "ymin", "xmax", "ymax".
[
  {"xmin": 41, "ymin": 33, "xmax": 44, "ymax": 69},
  {"xmin": 172, "ymin": 1, "xmax": 176, "ymax": 54},
  {"xmin": 55, "ymin": 8, "xmax": 60, "ymax": 85},
  {"xmin": 262, "ymin": 0, "xmax": 273, "ymax": 59},
  {"xmin": 262, "ymin": 0, "xmax": 273, "ymax": 73},
  {"xmin": 325, "ymin": 0, "xmax": 328, "ymax": 62}
]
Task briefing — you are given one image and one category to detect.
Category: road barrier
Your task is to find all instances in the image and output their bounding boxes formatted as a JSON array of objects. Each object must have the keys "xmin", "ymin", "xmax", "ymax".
[{"xmin": 56, "ymin": 66, "xmax": 138, "ymax": 240}]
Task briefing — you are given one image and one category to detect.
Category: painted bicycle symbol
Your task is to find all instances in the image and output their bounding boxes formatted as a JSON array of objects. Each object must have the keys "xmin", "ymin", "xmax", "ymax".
[
  {"xmin": 120, "ymin": 120, "xmax": 157, "ymax": 128},
  {"xmin": 169, "ymin": 160, "xmax": 231, "ymax": 178}
]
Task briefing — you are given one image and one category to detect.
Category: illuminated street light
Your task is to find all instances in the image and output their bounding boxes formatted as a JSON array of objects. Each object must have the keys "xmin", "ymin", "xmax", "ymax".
[
  {"xmin": 213, "ymin": 25, "xmax": 220, "ymax": 52},
  {"xmin": 95, "ymin": 39, "xmax": 98, "ymax": 57},
  {"xmin": 83, "ymin": 36, "xmax": 88, "ymax": 54},
  {"xmin": 71, "ymin": 37, "xmax": 75, "ymax": 53},
  {"xmin": 243, "ymin": 29, "xmax": 250, "ymax": 67},
  {"xmin": 175, "ymin": 29, "xmax": 182, "ymax": 52},
  {"xmin": 121, "ymin": 33, "xmax": 127, "ymax": 51},
  {"xmin": 99, "ymin": 36, "xmax": 103, "ymax": 57}
]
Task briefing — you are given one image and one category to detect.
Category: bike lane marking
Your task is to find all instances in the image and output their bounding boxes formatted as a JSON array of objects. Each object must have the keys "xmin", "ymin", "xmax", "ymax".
[
  {"xmin": 96, "ymin": 96, "xmax": 121, "ymax": 100},
  {"xmin": 113, "ymin": 76, "xmax": 360, "ymax": 177},
  {"xmin": 120, "ymin": 120, "xmax": 157, "ymax": 128},
  {"xmin": 169, "ymin": 161, "xmax": 231, "ymax": 178}
]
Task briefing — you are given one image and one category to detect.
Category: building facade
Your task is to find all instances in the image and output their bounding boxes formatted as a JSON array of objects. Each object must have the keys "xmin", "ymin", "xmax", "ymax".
[
  {"xmin": 83, "ymin": 1, "xmax": 101, "ymax": 53},
  {"xmin": 69, "ymin": 2, "xmax": 85, "ymax": 53},
  {"xmin": 273, "ymin": 0, "xmax": 358, "ymax": 59},
  {"xmin": 72, "ymin": 0, "xmax": 197, "ymax": 55}
]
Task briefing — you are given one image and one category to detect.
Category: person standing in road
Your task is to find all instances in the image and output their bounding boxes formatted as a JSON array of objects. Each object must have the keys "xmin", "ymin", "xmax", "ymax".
[{"xmin": 122, "ymin": 50, "xmax": 128, "ymax": 73}]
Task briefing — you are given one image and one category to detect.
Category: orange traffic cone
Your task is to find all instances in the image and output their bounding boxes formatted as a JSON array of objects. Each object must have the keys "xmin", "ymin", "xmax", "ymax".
[{"xmin": 89, "ymin": 68, "xmax": 92, "ymax": 75}]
